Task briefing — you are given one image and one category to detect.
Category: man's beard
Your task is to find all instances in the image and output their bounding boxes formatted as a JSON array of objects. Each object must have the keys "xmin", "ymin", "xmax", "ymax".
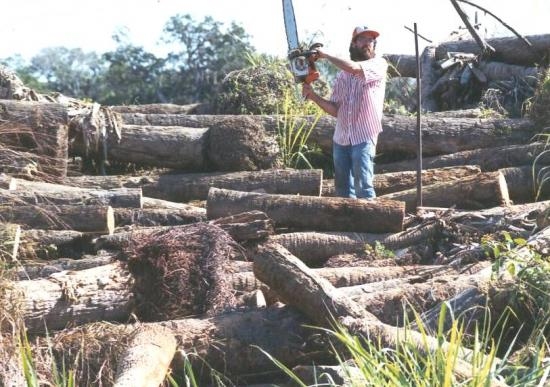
[{"xmin": 349, "ymin": 45, "xmax": 373, "ymax": 61}]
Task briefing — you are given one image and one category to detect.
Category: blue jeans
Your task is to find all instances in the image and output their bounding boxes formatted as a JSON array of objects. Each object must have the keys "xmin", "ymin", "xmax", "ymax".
[{"xmin": 333, "ymin": 141, "xmax": 376, "ymax": 199}]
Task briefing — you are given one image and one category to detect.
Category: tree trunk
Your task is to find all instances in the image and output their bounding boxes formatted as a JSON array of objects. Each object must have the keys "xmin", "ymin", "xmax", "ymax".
[
  {"xmin": 383, "ymin": 54, "xmax": 417, "ymax": 77},
  {"xmin": 2, "ymin": 261, "xmax": 132, "ymax": 333},
  {"xmin": 380, "ymin": 171, "xmax": 511, "ymax": 212},
  {"xmin": 104, "ymin": 125, "xmax": 208, "ymax": 170},
  {"xmin": 500, "ymin": 165, "xmax": 550, "ymax": 203},
  {"xmin": 46, "ymin": 306, "xmax": 328, "ymax": 385},
  {"xmin": 206, "ymin": 188, "xmax": 405, "ymax": 233},
  {"xmin": 119, "ymin": 114, "xmax": 536, "ymax": 159},
  {"xmin": 435, "ymin": 33, "xmax": 550, "ymax": 66},
  {"xmin": 252, "ymin": 243, "xmax": 500, "ymax": 383},
  {"xmin": 3, "ymin": 183, "xmax": 143, "ymax": 208},
  {"xmin": 114, "ymin": 207, "xmax": 206, "ymax": 228},
  {"xmin": 15, "ymin": 253, "xmax": 115, "ymax": 279},
  {"xmin": 376, "ymin": 142, "xmax": 547, "ymax": 173},
  {"xmin": 113, "ymin": 325, "xmax": 177, "ymax": 387},
  {"xmin": 17, "ymin": 228, "xmax": 93, "ymax": 261},
  {"xmin": 0, "ymin": 222, "xmax": 20, "ymax": 262},
  {"xmin": 0, "ymin": 204, "xmax": 115, "ymax": 234},
  {"xmin": 478, "ymin": 61, "xmax": 540, "ymax": 84},
  {"xmin": 64, "ymin": 169, "xmax": 323, "ymax": 202},
  {"xmin": 323, "ymin": 166, "xmax": 481, "ymax": 196},
  {"xmin": 232, "ymin": 264, "xmax": 453, "ymax": 293},
  {"xmin": 0, "ymin": 99, "xmax": 69, "ymax": 177},
  {"xmin": 420, "ymin": 46, "xmax": 439, "ymax": 112},
  {"xmin": 269, "ymin": 220, "xmax": 441, "ymax": 265}
]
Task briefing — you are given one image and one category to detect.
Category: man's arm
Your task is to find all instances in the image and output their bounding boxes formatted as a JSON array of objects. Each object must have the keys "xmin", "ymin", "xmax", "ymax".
[
  {"xmin": 302, "ymin": 83, "xmax": 339, "ymax": 117},
  {"xmin": 316, "ymin": 49, "xmax": 363, "ymax": 77}
]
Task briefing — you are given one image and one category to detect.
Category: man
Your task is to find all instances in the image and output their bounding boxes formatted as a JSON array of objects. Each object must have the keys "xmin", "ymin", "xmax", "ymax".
[{"xmin": 302, "ymin": 26, "xmax": 387, "ymax": 199}]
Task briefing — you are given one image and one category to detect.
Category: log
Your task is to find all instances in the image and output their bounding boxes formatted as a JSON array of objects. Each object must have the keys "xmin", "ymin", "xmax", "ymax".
[
  {"xmin": 0, "ymin": 223, "xmax": 20, "ymax": 262},
  {"xmin": 322, "ymin": 166, "xmax": 482, "ymax": 196},
  {"xmin": 2, "ymin": 262, "xmax": 133, "ymax": 333},
  {"xmin": 380, "ymin": 171, "xmax": 511, "ymax": 212},
  {"xmin": 435, "ymin": 34, "xmax": 550, "ymax": 66},
  {"xmin": 2, "ymin": 183, "xmax": 143, "ymax": 208},
  {"xmin": 376, "ymin": 142, "xmax": 547, "ymax": 173},
  {"xmin": 17, "ymin": 228, "xmax": 94, "ymax": 261},
  {"xmin": 420, "ymin": 46, "xmax": 439, "ymax": 112},
  {"xmin": 15, "ymin": 253, "xmax": 115, "ymax": 280},
  {"xmin": 269, "ymin": 220, "xmax": 441, "ymax": 265},
  {"xmin": 252, "ymin": 243, "xmax": 500, "ymax": 383},
  {"xmin": 110, "ymin": 103, "xmax": 207, "ymax": 115},
  {"xmin": 46, "ymin": 306, "xmax": 326, "ymax": 384},
  {"xmin": 119, "ymin": 114, "xmax": 537, "ymax": 159},
  {"xmin": 64, "ymin": 169, "xmax": 323, "ymax": 202},
  {"xmin": 478, "ymin": 61, "xmax": 540, "ymax": 84},
  {"xmin": 106, "ymin": 125, "xmax": 209, "ymax": 170},
  {"xmin": 383, "ymin": 54, "xmax": 417, "ymax": 77},
  {"xmin": 113, "ymin": 325, "xmax": 177, "ymax": 387},
  {"xmin": 95, "ymin": 212, "xmax": 272, "ymax": 251},
  {"xmin": 114, "ymin": 207, "xmax": 206, "ymax": 227},
  {"xmin": 232, "ymin": 265, "xmax": 453, "ymax": 293},
  {"xmin": 500, "ymin": 165, "xmax": 550, "ymax": 203},
  {"xmin": 0, "ymin": 99, "xmax": 69, "ymax": 177},
  {"xmin": 0, "ymin": 205, "xmax": 115, "ymax": 234},
  {"xmin": 206, "ymin": 188, "xmax": 405, "ymax": 233}
]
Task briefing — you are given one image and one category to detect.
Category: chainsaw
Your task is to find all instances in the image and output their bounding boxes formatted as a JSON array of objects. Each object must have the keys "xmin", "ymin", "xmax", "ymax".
[{"xmin": 282, "ymin": 0, "xmax": 322, "ymax": 84}]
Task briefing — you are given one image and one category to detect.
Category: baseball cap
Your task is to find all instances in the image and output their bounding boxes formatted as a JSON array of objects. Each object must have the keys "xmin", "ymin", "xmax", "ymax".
[{"xmin": 352, "ymin": 26, "xmax": 380, "ymax": 40}]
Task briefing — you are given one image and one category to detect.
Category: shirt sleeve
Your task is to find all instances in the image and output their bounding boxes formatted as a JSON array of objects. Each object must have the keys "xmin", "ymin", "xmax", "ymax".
[{"xmin": 360, "ymin": 57, "xmax": 388, "ymax": 84}]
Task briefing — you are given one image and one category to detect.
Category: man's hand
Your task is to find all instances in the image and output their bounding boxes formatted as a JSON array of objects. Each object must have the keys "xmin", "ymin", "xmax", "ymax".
[{"xmin": 302, "ymin": 83, "xmax": 314, "ymax": 100}]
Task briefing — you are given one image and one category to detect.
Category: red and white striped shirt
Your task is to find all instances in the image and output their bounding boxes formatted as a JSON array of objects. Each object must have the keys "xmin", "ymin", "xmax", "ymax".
[{"xmin": 330, "ymin": 56, "xmax": 387, "ymax": 146}]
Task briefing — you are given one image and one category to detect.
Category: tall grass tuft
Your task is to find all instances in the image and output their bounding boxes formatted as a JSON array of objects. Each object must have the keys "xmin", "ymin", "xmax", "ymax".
[{"xmin": 277, "ymin": 90, "xmax": 322, "ymax": 169}]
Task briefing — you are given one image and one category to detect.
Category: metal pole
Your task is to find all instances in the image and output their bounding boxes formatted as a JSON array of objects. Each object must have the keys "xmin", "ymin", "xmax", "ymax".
[{"xmin": 414, "ymin": 23, "xmax": 423, "ymax": 209}]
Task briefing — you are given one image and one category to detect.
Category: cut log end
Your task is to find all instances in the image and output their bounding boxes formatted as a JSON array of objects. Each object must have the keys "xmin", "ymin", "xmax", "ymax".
[
  {"xmin": 497, "ymin": 171, "xmax": 511, "ymax": 206},
  {"xmin": 106, "ymin": 206, "xmax": 115, "ymax": 235}
]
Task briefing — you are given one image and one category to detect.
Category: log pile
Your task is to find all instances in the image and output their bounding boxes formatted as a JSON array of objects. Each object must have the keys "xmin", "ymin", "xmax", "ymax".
[{"xmin": 1, "ymin": 28, "xmax": 550, "ymax": 386}]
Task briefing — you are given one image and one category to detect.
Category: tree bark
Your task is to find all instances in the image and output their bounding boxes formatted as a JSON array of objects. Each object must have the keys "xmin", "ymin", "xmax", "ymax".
[
  {"xmin": 0, "ymin": 204, "xmax": 115, "ymax": 234},
  {"xmin": 420, "ymin": 46, "xmax": 439, "ymax": 112},
  {"xmin": 0, "ymin": 99, "xmax": 69, "ymax": 177},
  {"xmin": 2, "ymin": 261, "xmax": 133, "ymax": 333},
  {"xmin": 500, "ymin": 165, "xmax": 550, "ymax": 204},
  {"xmin": 15, "ymin": 253, "xmax": 115, "ymax": 279},
  {"xmin": 206, "ymin": 188, "xmax": 405, "ymax": 233},
  {"xmin": 0, "ymin": 222, "xmax": 20, "ymax": 262},
  {"xmin": 376, "ymin": 142, "xmax": 547, "ymax": 173},
  {"xmin": 323, "ymin": 166, "xmax": 481, "ymax": 197},
  {"xmin": 2, "ymin": 183, "xmax": 143, "ymax": 208},
  {"xmin": 104, "ymin": 125, "xmax": 208, "ymax": 170},
  {"xmin": 64, "ymin": 169, "xmax": 323, "ymax": 202},
  {"xmin": 435, "ymin": 34, "xmax": 550, "ymax": 66},
  {"xmin": 119, "ymin": 114, "xmax": 536, "ymax": 159},
  {"xmin": 269, "ymin": 220, "xmax": 441, "ymax": 265},
  {"xmin": 113, "ymin": 325, "xmax": 177, "ymax": 387},
  {"xmin": 380, "ymin": 171, "xmax": 511, "ymax": 212},
  {"xmin": 114, "ymin": 207, "xmax": 206, "ymax": 227},
  {"xmin": 16, "ymin": 228, "xmax": 93, "ymax": 261},
  {"xmin": 252, "ymin": 243, "xmax": 500, "ymax": 383}
]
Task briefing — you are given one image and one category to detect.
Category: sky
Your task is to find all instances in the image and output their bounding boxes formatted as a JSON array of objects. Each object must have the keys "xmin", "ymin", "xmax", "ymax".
[{"xmin": 1, "ymin": 0, "xmax": 550, "ymax": 61}]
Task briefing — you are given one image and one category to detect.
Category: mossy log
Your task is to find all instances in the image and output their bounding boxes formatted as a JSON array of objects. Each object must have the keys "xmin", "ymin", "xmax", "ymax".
[{"xmin": 206, "ymin": 188, "xmax": 405, "ymax": 233}]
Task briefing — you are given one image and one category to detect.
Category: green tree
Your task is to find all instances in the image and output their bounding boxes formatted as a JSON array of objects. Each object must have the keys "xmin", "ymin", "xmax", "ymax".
[
  {"xmin": 99, "ymin": 31, "xmax": 166, "ymax": 105},
  {"xmin": 25, "ymin": 47, "xmax": 105, "ymax": 100},
  {"xmin": 160, "ymin": 14, "xmax": 255, "ymax": 104}
]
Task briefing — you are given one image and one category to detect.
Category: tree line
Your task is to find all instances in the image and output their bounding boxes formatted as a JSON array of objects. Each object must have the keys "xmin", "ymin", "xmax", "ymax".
[{"xmin": 0, "ymin": 14, "xmax": 262, "ymax": 106}]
